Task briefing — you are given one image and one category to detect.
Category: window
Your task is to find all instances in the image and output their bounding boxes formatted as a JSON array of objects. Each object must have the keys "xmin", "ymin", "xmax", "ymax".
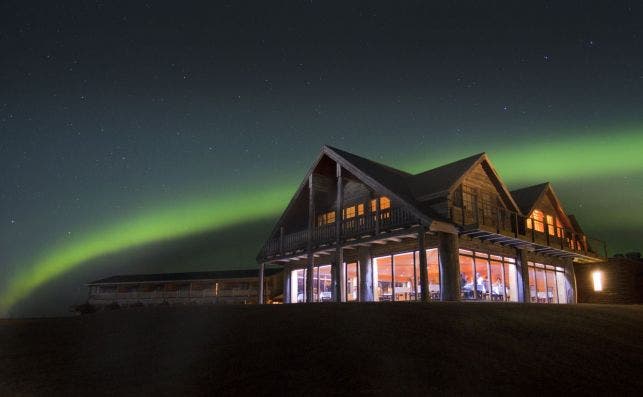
[
  {"xmin": 592, "ymin": 271, "xmax": 603, "ymax": 291},
  {"xmin": 528, "ymin": 210, "xmax": 545, "ymax": 232},
  {"xmin": 393, "ymin": 253, "xmax": 415, "ymax": 301},
  {"xmin": 370, "ymin": 196, "xmax": 391, "ymax": 212},
  {"xmin": 555, "ymin": 218, "xmax": 563, "ymax": 237},
  {"xmin": 344, "ymin": 206, "xmax": 355, "ymax": 219},
  {"xmin": 546, "ymin": 215, "xmax": 555, "ymax": 236},
  {"xmin": 317, "ymin": 211, "xmax": 336, "ymax": 226},
  {"xmin": 527, "ymin": 262, "xmax": 572, "ymax": 304},
  {"xmin": 373, "ymin": 256, "xmax": 393, "ymax": 301},
  {"xmin": 346, "ymin": 262, "xmax": 359, "ymax": 301}
]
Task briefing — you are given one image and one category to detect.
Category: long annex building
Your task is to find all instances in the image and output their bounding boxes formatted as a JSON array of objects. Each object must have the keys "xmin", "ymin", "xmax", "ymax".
[{"xmin": 257, "ymin": 146, "xmax": 606, "ymax": 304}]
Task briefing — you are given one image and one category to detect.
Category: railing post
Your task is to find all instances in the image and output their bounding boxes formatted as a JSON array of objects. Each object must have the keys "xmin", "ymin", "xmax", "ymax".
[
  {"xmin": 375, "ymin": 196, "xmax": 381, "ymax": 235},
  {"xmin": 545, "ymin": 223, "xmax": 550, "ymax": 246},
  {"xmin": 306, "ymin": 174, "xmax": 315, "ymax": 303},
  {"xmin": 279, "ymin": 226, "xmax": 284, "ymax": 255}
]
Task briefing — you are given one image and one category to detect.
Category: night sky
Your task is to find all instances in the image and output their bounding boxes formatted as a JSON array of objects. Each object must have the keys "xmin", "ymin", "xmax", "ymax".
[{"xmin": 1, "ymin": 1, "xmax": 642, "ymax": 317}]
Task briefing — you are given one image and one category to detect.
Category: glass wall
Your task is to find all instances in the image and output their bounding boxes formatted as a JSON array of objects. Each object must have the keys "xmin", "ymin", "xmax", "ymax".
[
  {"xmin": 291, "ymin": 269, "xmax": 306, "ymax": 303},
  {"xmin": 346, "ymin": 262, "xmax": 359, "ymax": 301},
  {"xmin": 393, "ymin": 253, "xmax": 415, "ymax": 301},
  {"xmin": 315, "ymin": 265, "xmax": 332, "ymax": 302},
  {"xmin": 459, "ymin": 249, "xmax": 517, "ymax": 301},
  {"xmin": 427, "ymin": 249, "xmax": 440, "ymax": 300},
  {"xmin": 527, "ymin": 261, "xmax": 571, "ymax": 304},
  {"xmin": 503, "ymin": 257, "xmax": 518, "ymax": 302},
  {"xmin": 369, "ymin": 249, "xmax": 441, "ymax": 302},
  {"xmin": 459, "ymin": 250, "xmax": 475, "ymax": 299},
  {"xmin": 373, "ymin": 256, "xmax": 393, "ymax": 301},
  {"xmin": 290, "ymin": 265, "xmax": 332, "ymax": 303}
]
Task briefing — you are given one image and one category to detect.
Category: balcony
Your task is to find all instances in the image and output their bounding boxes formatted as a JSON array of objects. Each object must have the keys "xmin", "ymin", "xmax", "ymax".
[
  {"xmin": 260, "ymin": 206, "xmax": 418, "ymax": 259},
  {"xmin": 448, "ymin": 199, "xmax": 606, "ymax": 262}
]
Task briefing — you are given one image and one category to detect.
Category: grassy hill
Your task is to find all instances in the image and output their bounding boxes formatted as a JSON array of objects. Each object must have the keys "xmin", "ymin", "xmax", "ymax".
[{"xmin": 1, "ymin": 303, "xmax": 642, "ymax": 395}]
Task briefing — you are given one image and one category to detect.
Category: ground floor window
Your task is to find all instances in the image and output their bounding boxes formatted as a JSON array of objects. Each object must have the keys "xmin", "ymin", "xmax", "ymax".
[
  {"xmin": 290, "ymin": 265, "xmax": 333, "ymax": 303},
  {"xmin": 459, "ymin": 249, "xmax": 517, "ymax": 302},
  {"xmin": 372, "ymin": 249, "xmax": 440, "ymax": 302},
  {"xmin": 527, "ymin": 262, "xmax": 571, "ymax": 304}
]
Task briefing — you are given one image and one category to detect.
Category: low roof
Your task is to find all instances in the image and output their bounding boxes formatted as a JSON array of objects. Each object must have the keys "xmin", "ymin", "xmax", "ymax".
[{"xmin": 88, "ymin": 268, "xmax": 282, "ymax": 285}]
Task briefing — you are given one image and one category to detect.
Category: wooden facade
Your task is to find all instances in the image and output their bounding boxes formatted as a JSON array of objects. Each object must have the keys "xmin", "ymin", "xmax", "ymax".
[
  {"xmin": 258, "ymin": 146, "xmax": 606, "ymax": 304},
  {"xmin": 575, "ymin": 254, "xmax": 643, "ymax": 304}
]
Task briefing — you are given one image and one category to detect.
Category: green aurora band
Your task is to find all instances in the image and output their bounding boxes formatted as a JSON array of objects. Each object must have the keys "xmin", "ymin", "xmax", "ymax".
[{"xmin": 1, "ymin": 127, "xmax": 642, "ymax": 315}]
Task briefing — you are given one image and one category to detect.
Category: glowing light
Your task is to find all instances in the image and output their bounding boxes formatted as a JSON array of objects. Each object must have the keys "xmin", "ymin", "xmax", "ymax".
[
  {"xmin": 0, "ymin": 185, "xmax": 293, "ymax": 316},
  {"xmin": 592, "ymin": 271, "xmax": 603, "ymax": 292},
  {"xmin": 403, "ymin": 126, "xmax": 643, "ymax": 184}
]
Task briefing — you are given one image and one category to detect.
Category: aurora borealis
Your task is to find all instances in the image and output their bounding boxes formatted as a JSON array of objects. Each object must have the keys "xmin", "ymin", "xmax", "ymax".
[{"xmin": 2, "ymin": 2, "xmax": 642, "ymax": 316}]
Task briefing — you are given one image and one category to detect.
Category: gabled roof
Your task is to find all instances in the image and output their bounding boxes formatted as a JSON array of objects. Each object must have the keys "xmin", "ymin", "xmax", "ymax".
[
  {"xmin": 325, "ymin": 145, "xmax": 416, "ymax": 204},
  {"xmin": 511, "ymin": 182, "xmax": 573, "ymax": 227},
  {"xmin": 263, "ymin": 146, "xmax": 433, "ymax": 241},
  {"xmin": 407, "ymin": 152, "xmax": 521, "ymax": 213},
  {"xmin": 87, "ymin": 268, "xmax": 282, "ymax": 285},
  {"xmin": 407, "ymin": 153, "xmax": 485, "ymax": 200},
  {"xmin": 511, "ymin": 182, "xmax": 550, "ymax": 215},
  {"xmin": 568, "ymin": 215, "xmax": 585, "ymax": 235},
  {"xmin": 262, "ymin": 146, "xmax": 525, "ymax": 253}
]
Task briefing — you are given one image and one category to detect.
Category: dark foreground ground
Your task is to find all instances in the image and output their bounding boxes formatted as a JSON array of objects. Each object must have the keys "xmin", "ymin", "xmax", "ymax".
[{"xmin": 1, "ymin": 303, "xmax": 642, "ymax": 396}]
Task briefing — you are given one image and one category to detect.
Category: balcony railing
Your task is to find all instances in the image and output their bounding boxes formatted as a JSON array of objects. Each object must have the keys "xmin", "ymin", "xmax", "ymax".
[
  {"xmin": 448, "ymin": 199, "xmax": 607, "ymax": 259},
  {"xmin": 261, "ymin": 206, "xmax": 418, "ymax": 258}
]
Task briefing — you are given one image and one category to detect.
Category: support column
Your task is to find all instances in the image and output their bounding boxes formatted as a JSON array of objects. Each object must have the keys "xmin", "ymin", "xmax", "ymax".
[
  {"xmin": 332, "ymin": 250, "xmax": 343, "ymax": 302},
  {"xmin": 306, "ymin": 253, "xmax": 314, "ymax": 303},
  {"xmin": 438, "ymin": 231, "xmax": 460, "ymax": 301},
  {"xmin": 358, "ymin": 246, "xmax": 374, "ymax": 302},
  {"xmin": 259, "ymin": 262, "xmax": 265, "ymax": 304},
  {"xmin": 565, "ymin": 259, "xmax": 578, "ymax": 304},
  {"xmin": 306, "ymin": 174, "xmax": 315, "ymax": 303},
  {"xmin": 332, "ymin": 162, "xmax": 343, "ymax": 302},
  {"xmin": 340, "ymin": 261, "xmax": 347, "ymax": 302},
  {"xmin": 515, "ymin": 248, "xmax": 530, "ymax": 303},
  {"xmin": 283, "ymin": 268, "xmax": 291, "ymax": 304},
  {"xmin": 418, "ymin": 226, "xmax": 430, "ymax": 302}
]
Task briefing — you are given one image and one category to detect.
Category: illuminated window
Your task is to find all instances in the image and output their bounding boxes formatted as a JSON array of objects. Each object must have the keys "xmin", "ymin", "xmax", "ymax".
[
  {"xmin": 556, "ymin": 218, "xmax": 563, "ymax": 237},
  {"xmin": 526, "ymin": 218, "xmax": 533, "ymax": 229},
  {"xmin": 344, "ymin": 206, "xmax": 356, "ymax": 219},
  {"xmin": 317, "ymin": 211, "xmax": 336, "ymax": 226},
  {"xmin": 592, "ymin": 271, "xmax": 603, "ymax": 292},
  {"xmin": 357, "ymin": 203, "xmax": 364, "ymax": 216},
  {"xmin": 370, "ymin": 196, "xmax": 391, "ymax": 212},
  {"xmin": 530, "ymin": 210, "xmax": 545, "ymax": 232},
  {"xmin": 546, "ymin": 215, "xmax": 555, "ymax": 236},
  {"xmin": 380, "ymin": 196, "xmax": 391, "ymax": 210}
]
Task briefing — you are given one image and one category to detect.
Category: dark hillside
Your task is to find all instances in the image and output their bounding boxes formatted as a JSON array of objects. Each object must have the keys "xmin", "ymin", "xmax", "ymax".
[{"xmin": 1, "ymin": 303, "xmax": 642, "ymax": 395}]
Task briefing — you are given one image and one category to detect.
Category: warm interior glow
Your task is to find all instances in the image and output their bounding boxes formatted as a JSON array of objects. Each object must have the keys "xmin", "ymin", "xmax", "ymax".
[
  {"xmin": 592, "ymin": 271, "xmax": 603, "ymax": 292},
  {"xmin": 546, "ymin": 215, "xmax": 555, "ymax": 236},
  {"xmin": 370, "ymin": 196, "xmax": 391, "ymax": 212},
  {"xmin": 529, "ymin": 210, "xmax": 545, "ymax": 232}
]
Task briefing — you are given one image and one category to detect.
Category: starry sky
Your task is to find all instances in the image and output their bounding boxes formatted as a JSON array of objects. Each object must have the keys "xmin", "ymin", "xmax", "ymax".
[{"xmin": 1, "ymin": 1, "xmax": 642, "ymax": 317}]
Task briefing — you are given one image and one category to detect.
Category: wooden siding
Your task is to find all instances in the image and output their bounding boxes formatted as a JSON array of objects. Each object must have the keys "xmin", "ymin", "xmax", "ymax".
[{"xmin": 575, "ymin": 258, "xmax": 643, "ymax": 304}]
